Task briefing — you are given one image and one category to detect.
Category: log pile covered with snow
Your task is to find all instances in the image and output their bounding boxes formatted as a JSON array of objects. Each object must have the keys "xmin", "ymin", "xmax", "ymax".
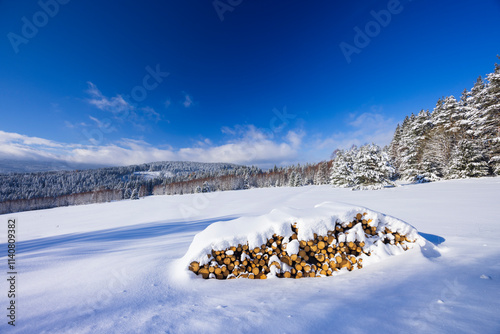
[{"xmin": 181, "ymin": 202, "xmax": 422, "ymax": 279}]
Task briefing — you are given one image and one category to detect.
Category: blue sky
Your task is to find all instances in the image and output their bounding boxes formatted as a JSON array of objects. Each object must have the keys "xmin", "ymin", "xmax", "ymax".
[{"xmin": 1, "ymin": 0, "xmax": 499, "ymax": 168}]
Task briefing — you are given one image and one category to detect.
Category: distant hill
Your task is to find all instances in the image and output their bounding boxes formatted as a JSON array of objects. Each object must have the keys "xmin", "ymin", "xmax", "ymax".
[
  {"xmin": 0, "ymin": 159, "xmax": 107, "ymax": 173},
  {"xmin": 0, "ymin": 160, "xmax": 252, "ymax": 214}
]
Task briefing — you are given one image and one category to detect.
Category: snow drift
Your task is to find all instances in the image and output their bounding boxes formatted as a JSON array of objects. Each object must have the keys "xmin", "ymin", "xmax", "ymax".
[{"xmin": 179, "ymin": 202, "xmax": 424, "ymax": 279}]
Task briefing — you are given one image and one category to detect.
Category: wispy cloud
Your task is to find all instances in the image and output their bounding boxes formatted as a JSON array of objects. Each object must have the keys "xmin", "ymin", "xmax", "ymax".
[
  {"xmin": 141, "ymin": 106, "xmax": 161, "ymax": 122},
  {"xmin": 164, "ymin": 99, "xmax": 171, "ymax": 109},
  {"xmin": 313, "ymin": 108, "xmax": 397, "ymax": 160},
  {"xmin": 86, "ymin": 82, "xmax": 133, "ymax": 115},
  {"xmin": 182, "ymin": 92, "xmax": 194, "ymax": 108}
]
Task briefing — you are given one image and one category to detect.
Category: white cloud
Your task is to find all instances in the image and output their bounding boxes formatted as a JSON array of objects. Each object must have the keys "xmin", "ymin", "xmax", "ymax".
[
  {"xmin": 285, "ymin": 130, "xmax": 305, "ymax": 149},
  {"xmin": 0, "ymin": 109, "xmax": 397, "ymax": 169},
  {"xmin": 86, "ymin": 82, "xmax": 133, "ymax": 115},
  {"xmin": 0, "ymin": 126, "xmax": 302, "ymax": 168}
]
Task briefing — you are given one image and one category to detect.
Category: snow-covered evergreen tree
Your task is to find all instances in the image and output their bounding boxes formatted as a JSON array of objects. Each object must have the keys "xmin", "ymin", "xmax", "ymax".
[
  {"xmin": 330, "ymin": 144, "xmax": 395, "ymax": 189},
  {"xmin": 448, "ymin": 139, "xmax": 489, "ymax": 178},
  {"xmin": 330, "ymin": 149, "xmax": 354, "ymax": 187},
  {"xmin": 314, "ymin": 162, "xmax": 329, "ymax": 185},
  {"xmin": 482, "ymin": 59, "xmax": 500, "ymax": 174}
]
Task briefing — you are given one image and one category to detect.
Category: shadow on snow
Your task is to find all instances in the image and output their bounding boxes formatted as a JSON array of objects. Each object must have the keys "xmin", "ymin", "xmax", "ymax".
[{"xmin": 0, "ymin": 215, "xmax": 238, "ymax": 255}]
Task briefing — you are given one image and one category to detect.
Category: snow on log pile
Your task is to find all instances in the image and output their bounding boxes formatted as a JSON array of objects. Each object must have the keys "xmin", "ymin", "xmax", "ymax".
[{"xmin": 181, "ymin": 202, "xmax": 423, "ymax": 280}]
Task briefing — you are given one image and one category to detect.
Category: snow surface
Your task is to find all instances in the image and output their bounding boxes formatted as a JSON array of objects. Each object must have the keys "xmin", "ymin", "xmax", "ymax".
[
  {"xmin": 1, "ymin": 177, "xmax": 500, "ymax": 333},
  {"xmin": 133, "ymin": 171, "xmax": 172, "ymax": 179}
]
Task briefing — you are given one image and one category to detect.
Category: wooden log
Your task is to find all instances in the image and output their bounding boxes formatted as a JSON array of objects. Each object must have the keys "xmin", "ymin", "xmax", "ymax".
[
  {"xmin": 280, "ymin": 255, "xmax": 292, "ymax": 266},
  {"xmin": 295, "ymin": 263, "xmax": 303, "ymax": 271},
  {"xmin": 315, "ymin": 254, "xmax": 326, "ymax": 262},
  {"xmin": 252, "ymin": 267, "xmax": 260, "ymax": 275},
  {"xmin": 356, "ymin": 213, "xmax": 363, "ymax": 220},
  {"xmin": 318, "ymin": 241, "xmax": 326, "ymax": 250},
  {"xmin": 299, "ymin": 240, "xmax": 307, "ymax": 248},
  {"xmin": 291, "ymin": 254, "xmax": 298, "ymax": 262},
  {"xmin": 189, "ymin": 262, "xmax": 200, "ymax": 273},
  {"xmin": 284, "ymin": 271, "xmax": 292, "ymax": 278},
  {"xmin": 299, "ymin": 250, "xmax": 307, "ymax": 258},
  {"xmin": 198, "ymin": 268, "xmax": 209, "ymax": 279}
]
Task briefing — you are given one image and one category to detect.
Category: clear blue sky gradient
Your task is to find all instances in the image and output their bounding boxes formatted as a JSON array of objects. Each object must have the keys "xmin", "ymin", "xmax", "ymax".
[{"xmin": 1, "ymin": 0, "xmax": 499, "ymax": 167}]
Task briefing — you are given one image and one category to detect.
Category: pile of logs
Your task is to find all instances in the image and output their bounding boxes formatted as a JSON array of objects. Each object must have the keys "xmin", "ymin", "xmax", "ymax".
[{"xmin": 189, "ymin": 213, "xmax": 415, "ymax": 279}]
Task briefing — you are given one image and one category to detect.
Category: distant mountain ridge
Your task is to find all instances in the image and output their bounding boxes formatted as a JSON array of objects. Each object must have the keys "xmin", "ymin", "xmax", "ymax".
[{"xmin": 0, "ymin": 159, "xmax": 107, "ymax": 173}]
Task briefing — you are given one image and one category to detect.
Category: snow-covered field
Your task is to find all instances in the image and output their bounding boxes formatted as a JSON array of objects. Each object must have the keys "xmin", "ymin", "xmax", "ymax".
[{"xmin": 1, "ymin": 178, "xmax": 500, "ymax": 333}]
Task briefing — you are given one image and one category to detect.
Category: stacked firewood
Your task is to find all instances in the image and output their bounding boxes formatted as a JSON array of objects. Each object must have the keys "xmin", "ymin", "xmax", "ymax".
[{"xmin": 189, "ymin": 213, "xmax": 415, "ymax": 279}]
